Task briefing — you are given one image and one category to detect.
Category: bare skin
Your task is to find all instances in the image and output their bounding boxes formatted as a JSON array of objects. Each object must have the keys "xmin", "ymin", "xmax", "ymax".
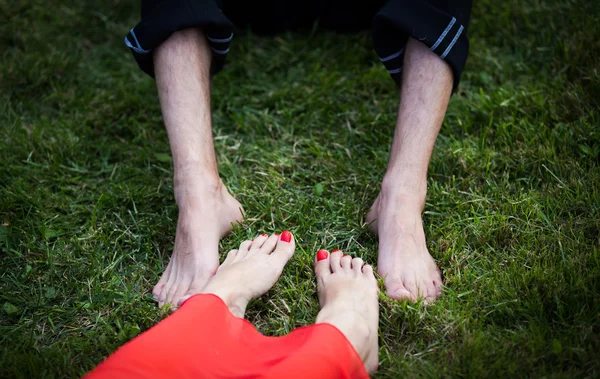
[
  {"xmin": 153, "ymin": 29, "xmax": 451, "ymax": 305},
  {"xmin": 315, "ymin": 250, "xmax": 380, "ymax": 374},
  {"xmin": 152, "ymin": 28, "xmax": 243, "ymax": 307},
  {"xmin": 367, "ymin": 37, "xmax": 452, "ymax": 302},
  {"xmin": 179, "ymin": 235, "xmax": 379, "ymax": 375},
  {"xmin": 178, "ymin": 232, "xmax": 296, "ymax": 316}
]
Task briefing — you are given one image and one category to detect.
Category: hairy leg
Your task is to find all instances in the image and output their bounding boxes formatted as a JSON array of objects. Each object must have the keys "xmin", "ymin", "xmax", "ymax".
[
  {"xmin": 153, "ymin": 28, "xmax": 244, "ymax": 307},
  {"xmin": 367, "ymin": 37, "xmax": 452, "ymax": 302}
]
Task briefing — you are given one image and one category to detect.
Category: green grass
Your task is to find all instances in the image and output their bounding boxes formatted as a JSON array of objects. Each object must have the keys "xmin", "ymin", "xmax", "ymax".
[{"xmin": 1, "ymin": 0, "xmax": 599, "ymax": 377}]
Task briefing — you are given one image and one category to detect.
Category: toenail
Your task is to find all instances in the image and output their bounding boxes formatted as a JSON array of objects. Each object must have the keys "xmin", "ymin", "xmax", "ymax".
[
  {"xmin": 280, "ymin": 230, "xmax": 292, "ymax": 243},
  {"xmin": 261, "ymin": 233, "xmax": 268, "ymax": 237},
  {"xmin": 332, "ymin": 249, "xmax": 341, "ymax": 253},
  {"xmin": 316, "ymin": 250, "xmax": 329, "ymax": 261},
  {"xmin": 342, "ymin": 254, "xmax": 349, "ymax": 257}
]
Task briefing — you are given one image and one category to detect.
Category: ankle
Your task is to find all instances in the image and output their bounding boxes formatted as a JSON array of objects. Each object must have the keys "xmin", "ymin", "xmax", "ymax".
[
  {"xmin": 173, "ymin": 169, "xmax": 224, "ymax": 205},
  {"xmin": 174, "ymin": 166, "xmax": 221, "ymax": 186},
  {"xmin": 380, "ymin": 175, "xmax": 427, "ymax": 209},
  {"xmin": 317, "ymin": 309, "xmax": 372, "ymax": 360},
  {"xmin": 205, "ymin": 288, "xmax": 248, "ymax": 318},
  {"xmin": 222, "ymin": 290, "xmax": 250, "ymax": 318},
  {"xmin": 227, "ymin": 301, "xmax": 247, "ymax": 318}
]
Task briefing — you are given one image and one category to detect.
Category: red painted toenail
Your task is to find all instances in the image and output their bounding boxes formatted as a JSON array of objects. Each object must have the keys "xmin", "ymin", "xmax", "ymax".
[
  {"xmin": 261, "ymin": 234, "xmax": 268, "ymax": 237},
  {"xmin": 317, "ymin": 250, "xmax": 329, "ymax": 261},
  {"xmin": 342, "ymin": 254, "xmax": 349, "ymax": 257},
  {"xmin": 281, "ymin": 230, "xmax": 292, "ymax": 243},
  {"xmin": 332, "ymin": 249, "xmax": 341, "ymax": 253}
]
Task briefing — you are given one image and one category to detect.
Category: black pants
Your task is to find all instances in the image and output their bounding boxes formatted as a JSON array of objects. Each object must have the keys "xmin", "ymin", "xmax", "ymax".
[{"xmin": 125, "ymin": 0, "xmax": 472, "ymax": 92}]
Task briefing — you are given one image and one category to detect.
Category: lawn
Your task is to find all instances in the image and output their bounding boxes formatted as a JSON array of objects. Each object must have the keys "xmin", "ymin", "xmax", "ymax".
[{"xmin": 1, "ymin": 0, "xmax": 599, "ymax": 377}]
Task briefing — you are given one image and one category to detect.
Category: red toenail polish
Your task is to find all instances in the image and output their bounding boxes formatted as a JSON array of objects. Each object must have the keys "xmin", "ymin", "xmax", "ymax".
[
  {"xmin": 343, "ymin": 254, "xmax": 349, "ymax": 257},
  {"xmin": 281, "ymin": 230, "xmax": 292, "ymax": 243},
  {"xmin": 261, "ymin": 234, "xmax": 268, "ymax": 237},
  {"xmin": 317, "ymin": 250, "xmax": 329, "ymax": 261},
  {"xmin": 332, "ymin": 249, "xmax": 340, "ymax": 253}
]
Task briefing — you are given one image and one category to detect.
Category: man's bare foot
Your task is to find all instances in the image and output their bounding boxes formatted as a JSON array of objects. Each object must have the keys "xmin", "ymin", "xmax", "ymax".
[
  {"xmin": 314, "ymin": 250, "xmax": 379, "ymax": 374},
  {"xmin": 178, "ymin": 231, "xmax": 296, "ymax": 317},
  {"xmin": 153, "ymin": 176, "xmax": 244, "ymax": 308},
  {"xmin": 367, "ymin": 190, "xmax": 442, "ymax": 302}
]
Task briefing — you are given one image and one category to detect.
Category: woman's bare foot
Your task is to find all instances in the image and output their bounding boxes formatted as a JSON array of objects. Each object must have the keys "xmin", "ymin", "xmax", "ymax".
[
  {"xmin": 153, "ymin": 177, "xmax": 244, "ymax": 308},
  {"xmin": 366, "ymin": 191, "xmax": 442, "ymax": 302},
  {"xmin": 178, "ymin": 231, "xmax": 296, "ymax": 317},
  {"xmin": 314, "ymin": 250, "xmax": 380, "ymax": 374}
]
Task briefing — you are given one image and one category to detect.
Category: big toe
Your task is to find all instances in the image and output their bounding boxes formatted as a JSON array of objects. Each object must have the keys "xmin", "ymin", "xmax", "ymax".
[
  {"xmin": 314, "ymin": 250, "xmax": 332, "ymax": 280},
  {"xmin": 271, "ymin": 230, "xmax": 296, "ymax": 263}
]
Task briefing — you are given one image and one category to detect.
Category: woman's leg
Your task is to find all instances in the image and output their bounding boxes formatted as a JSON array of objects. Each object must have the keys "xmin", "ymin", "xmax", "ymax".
[
  {"xmin": 314, "ymin": 250, "xmax": 380, "ymax": 373},
  {"xmin": 261, "ymin": 250, "xmax": 380, "ymax": 378}
]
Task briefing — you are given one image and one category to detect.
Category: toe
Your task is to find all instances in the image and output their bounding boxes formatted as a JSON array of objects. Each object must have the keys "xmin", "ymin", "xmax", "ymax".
[
  {"xmin": 222, "ymin": 249, "xmax": 238, "ymax": 264},
  {"xmin": 329, "ymin": 251, "xmax": 343, "ymax": 272},
  {"xmin": 425, "ymin": 282, "xmax": 439, "ymax": 303},
  {"xmin": 362, "ymin": 264, "xmax": 375, "ymax": 278},
  {"xmin": 158, "ymin": 286, "xmax": 168, "ymax": 306},
  {"xmin": 272, "ymin": 230, "xmax": 295, "ymax": 263},
  {"xmin": 237, "ymin": 240, "xmax": 253, "ymax": 258},
  {"xmin": 159, "ymin": 266, "xmax": 178, "ymax": 305},
  {"xmin": 260, "ymin": 233, "xmax": 279, "ymax": 255},
  {"xmin": 433, "ymin": 279, "xmax": 443, "ymax": 297},
  {"xmin": 251, "ymin": 233, "xmax": 269, "ymax": 250},
  {"xmin": 433, "ymin": 269, "xmax": 443, "ymax": 296},
  {"xmin": 152, "ymin": 282, "xmax": 166, "ymax": 301},
  {"xmin": 340, "ymin": 255, "xmax": 352, "ymax": 270},
  {"xmin": 314, "ymin": 250, "xmax": 332, "ymax": 279},
  {"xmin": 153, "ymin": 260, "xmax": 173, "ymax": 300},
  {"xmin": 351, "ymin": 257, "xmax": 364, "ymax": 273},
  {"xmin": 404, "ymin": 279, "xmax": 427, "ymax": 300},
  {"xmin": 164, "ymin": 275, "xmax": 192, "ymax": 308},
  {"xmin": 152, "ymin": 276, "xmax": 167, "ymax": 301},
  {"xmin": 425, "ymin": 278, "xmax": 442, "ymax": 301},
  {"xmin": 386, "ymin": 280, "xmax": 417, "ymax": 302}
]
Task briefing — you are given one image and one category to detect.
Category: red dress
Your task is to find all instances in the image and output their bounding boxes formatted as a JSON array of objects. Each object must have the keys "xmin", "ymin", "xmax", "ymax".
[{"xmin": 86, "ymin": 294, "xmax": 369, "ymax": 379}]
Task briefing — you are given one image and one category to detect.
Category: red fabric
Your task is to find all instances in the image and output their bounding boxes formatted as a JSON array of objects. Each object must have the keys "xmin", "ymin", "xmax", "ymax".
[{"xmin": 86, "ymin": 294, "xmax": 369, "ymax": 379}]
